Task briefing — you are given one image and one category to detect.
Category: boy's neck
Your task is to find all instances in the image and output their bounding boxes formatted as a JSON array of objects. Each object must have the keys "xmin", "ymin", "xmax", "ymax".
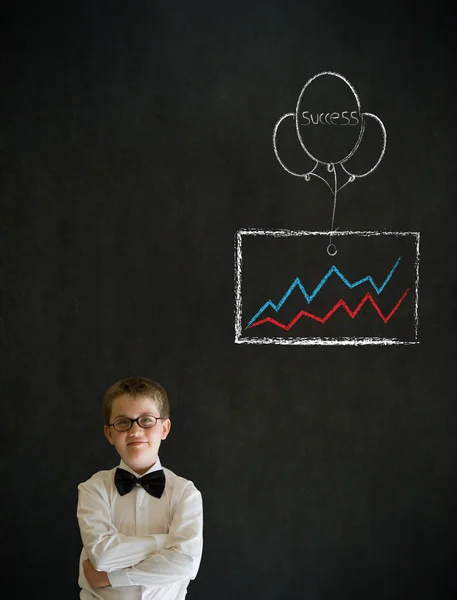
[{"xmin": 121, "ymin": 456, "xmax": 161, "ymax": 476}]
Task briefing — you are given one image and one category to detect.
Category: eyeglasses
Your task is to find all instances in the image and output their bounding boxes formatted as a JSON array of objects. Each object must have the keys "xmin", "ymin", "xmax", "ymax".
[{"xmin": 108, "ymin": 415, "xmax": 165, "ymax": 432}]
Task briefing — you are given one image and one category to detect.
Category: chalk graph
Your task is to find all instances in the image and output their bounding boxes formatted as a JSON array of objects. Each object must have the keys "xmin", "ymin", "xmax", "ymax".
[
  {"xmin": 245, "ymin": 256, "xmax": 403, "ymax": 328},
  {"xmin": 235, "ymin": 230, "xmax": 419, "ymax": 345},
  {"xmin": 234, "ymin": 72, "xmax": 420, "ymax": 346}
]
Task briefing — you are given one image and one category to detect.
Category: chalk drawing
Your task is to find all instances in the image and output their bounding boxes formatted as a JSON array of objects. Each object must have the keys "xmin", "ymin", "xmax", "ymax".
[
  {"xmin": 273, "ymin": 72, "xmax": 387, "ymax": 256},
  {"xmin": 234, "ymin": 230, "xmax": 420, "ymax": 346},
  {"xmin": 234, "ymin": 73, "xmax": 420, "ymax": 346}
]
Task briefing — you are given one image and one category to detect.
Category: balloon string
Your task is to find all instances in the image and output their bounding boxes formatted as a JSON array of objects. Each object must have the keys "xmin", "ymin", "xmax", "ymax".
[{"xmin": 329, "ymin": 164, "xmax": 338, "ymax": 247}]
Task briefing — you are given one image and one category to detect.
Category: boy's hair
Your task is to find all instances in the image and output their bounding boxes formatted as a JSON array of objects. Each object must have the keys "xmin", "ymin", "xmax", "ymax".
[{"xmin": 102, "ymin": 377, "xmax": 170, "ymax": 425}]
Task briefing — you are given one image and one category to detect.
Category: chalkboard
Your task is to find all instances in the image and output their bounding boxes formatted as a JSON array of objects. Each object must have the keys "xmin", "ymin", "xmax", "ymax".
[{"xmin": 3, "ymin": 2, "xmax": 457, "ymax": 599}]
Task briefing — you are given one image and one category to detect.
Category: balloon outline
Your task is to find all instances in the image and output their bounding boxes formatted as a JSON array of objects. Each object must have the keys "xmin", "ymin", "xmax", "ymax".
[
  {"xmin": 273, "ymin": 71, "xmax": 387, "ymax": 255},
  {"xmin": 295, "ymin": 71, "xmax": 364, "ymax": 166}
]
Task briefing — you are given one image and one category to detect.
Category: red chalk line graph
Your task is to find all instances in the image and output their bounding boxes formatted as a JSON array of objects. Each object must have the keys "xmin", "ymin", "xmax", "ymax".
[{"xmin": 247, "ymin": 288, "xmax": 410, "ymax": 331}]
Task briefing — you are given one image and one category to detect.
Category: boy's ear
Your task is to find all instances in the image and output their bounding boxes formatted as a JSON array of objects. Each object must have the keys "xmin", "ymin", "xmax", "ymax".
[
  {"xmin": 161, "ymin": 418, "xmax": 171, "ymax": 440},
  {"xmin": 104, "ymin": 425, "xmax": 115, "ymax": 445}
]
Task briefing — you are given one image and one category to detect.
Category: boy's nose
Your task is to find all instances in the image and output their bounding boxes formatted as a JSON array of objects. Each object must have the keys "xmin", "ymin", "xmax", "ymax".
[{"xmin": 129, "ymin": 422, "xmax": 143, "ymax": 435}]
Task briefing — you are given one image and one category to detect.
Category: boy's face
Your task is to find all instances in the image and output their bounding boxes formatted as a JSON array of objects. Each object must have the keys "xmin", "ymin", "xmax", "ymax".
[{"xmin": 104, "ymin": 394, "xmax": 171, "ymax": 475}]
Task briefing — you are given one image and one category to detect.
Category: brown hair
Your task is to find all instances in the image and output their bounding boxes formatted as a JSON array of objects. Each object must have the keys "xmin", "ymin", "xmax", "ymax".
[{"xmin": 102, "ymin": 376, "xmax": 170, "ymax": 425}]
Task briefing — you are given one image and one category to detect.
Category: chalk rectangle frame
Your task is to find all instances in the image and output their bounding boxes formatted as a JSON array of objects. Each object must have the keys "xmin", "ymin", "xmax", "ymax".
[{"xmin": 234, "ymin": 229, "xmax": 420, "ymax": 346}]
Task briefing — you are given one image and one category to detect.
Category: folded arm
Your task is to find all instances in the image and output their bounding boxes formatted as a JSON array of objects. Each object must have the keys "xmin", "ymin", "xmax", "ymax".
[
  {"xmin": 108, "ymin": 483, "xmax": 203, "ymax": 589},
  {"xmin": 77, "ymin": 479, "xmax": 167, "ymax": 572}
]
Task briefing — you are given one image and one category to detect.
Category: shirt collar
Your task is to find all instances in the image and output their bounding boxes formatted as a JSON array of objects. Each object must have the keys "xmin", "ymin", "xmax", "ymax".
[{"xmin": 119, "ymin": 456, "xmax": 162, "ymax": 477}]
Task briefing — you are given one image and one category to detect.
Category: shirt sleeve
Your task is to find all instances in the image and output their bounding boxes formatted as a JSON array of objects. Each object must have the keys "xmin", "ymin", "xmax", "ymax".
[
  {"xmin": 107, "ymin": 482, "xmax": 203, "ymax": 589},
  {"xmin": 77, "ymin": 478, "xmax": 168, "ymax": 572}
]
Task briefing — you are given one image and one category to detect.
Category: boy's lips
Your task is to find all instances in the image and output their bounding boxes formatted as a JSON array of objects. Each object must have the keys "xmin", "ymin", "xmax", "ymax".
[{"xmin": 127, "ymin": 441, "xmax": 147, "ymax": 445}]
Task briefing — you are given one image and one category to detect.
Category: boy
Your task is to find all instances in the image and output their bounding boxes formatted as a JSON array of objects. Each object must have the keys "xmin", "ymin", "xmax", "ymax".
[{"xmin": 77, "ymin": 377, "xmax": 203, "ymax": 599}]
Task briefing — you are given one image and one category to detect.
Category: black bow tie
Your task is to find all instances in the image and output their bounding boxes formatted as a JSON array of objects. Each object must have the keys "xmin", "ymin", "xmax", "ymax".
[{"xmin": 115, "ymin": 467, "xmax": 166, "ymax": 498}]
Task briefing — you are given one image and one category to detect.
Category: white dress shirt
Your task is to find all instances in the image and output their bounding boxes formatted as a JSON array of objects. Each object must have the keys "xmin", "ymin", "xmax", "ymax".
[{"xmin": 77, "ymin": 458, "xmax": 203, "ymax": 600}]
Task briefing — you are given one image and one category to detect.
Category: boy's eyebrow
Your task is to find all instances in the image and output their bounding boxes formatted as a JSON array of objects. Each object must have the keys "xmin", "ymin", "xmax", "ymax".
[{"xmin": 112, "ymin": 412, "xmax": 158, "ymax": 419}]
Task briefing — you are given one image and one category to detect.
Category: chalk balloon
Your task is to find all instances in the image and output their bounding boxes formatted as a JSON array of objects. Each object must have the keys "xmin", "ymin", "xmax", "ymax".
[{"xmin": 295, "ymin": 72, "xmax": 364, "ymax": 165}]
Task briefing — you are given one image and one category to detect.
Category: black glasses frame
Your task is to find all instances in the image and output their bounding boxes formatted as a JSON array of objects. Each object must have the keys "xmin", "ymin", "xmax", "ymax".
[{"xmin": 108, "ymin": 415, "xmax": 165, "ymax": 432}]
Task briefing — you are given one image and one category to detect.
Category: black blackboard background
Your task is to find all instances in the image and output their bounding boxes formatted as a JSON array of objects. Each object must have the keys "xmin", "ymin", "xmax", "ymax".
[{"xmin": 2, "ymin": 2, "xmax": 457, "ymax": 599}]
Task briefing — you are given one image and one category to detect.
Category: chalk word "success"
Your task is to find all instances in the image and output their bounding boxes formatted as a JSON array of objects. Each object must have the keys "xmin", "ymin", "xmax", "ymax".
[{"xmin": 301, "ymin": 111, "xmax": 360, "ymax": 126}]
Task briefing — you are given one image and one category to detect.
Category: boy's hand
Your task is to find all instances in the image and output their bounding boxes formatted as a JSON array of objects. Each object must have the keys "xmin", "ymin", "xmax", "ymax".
[{"xmin": 83, "ymin": 559, "xmax": 110, "ymax": 588}]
